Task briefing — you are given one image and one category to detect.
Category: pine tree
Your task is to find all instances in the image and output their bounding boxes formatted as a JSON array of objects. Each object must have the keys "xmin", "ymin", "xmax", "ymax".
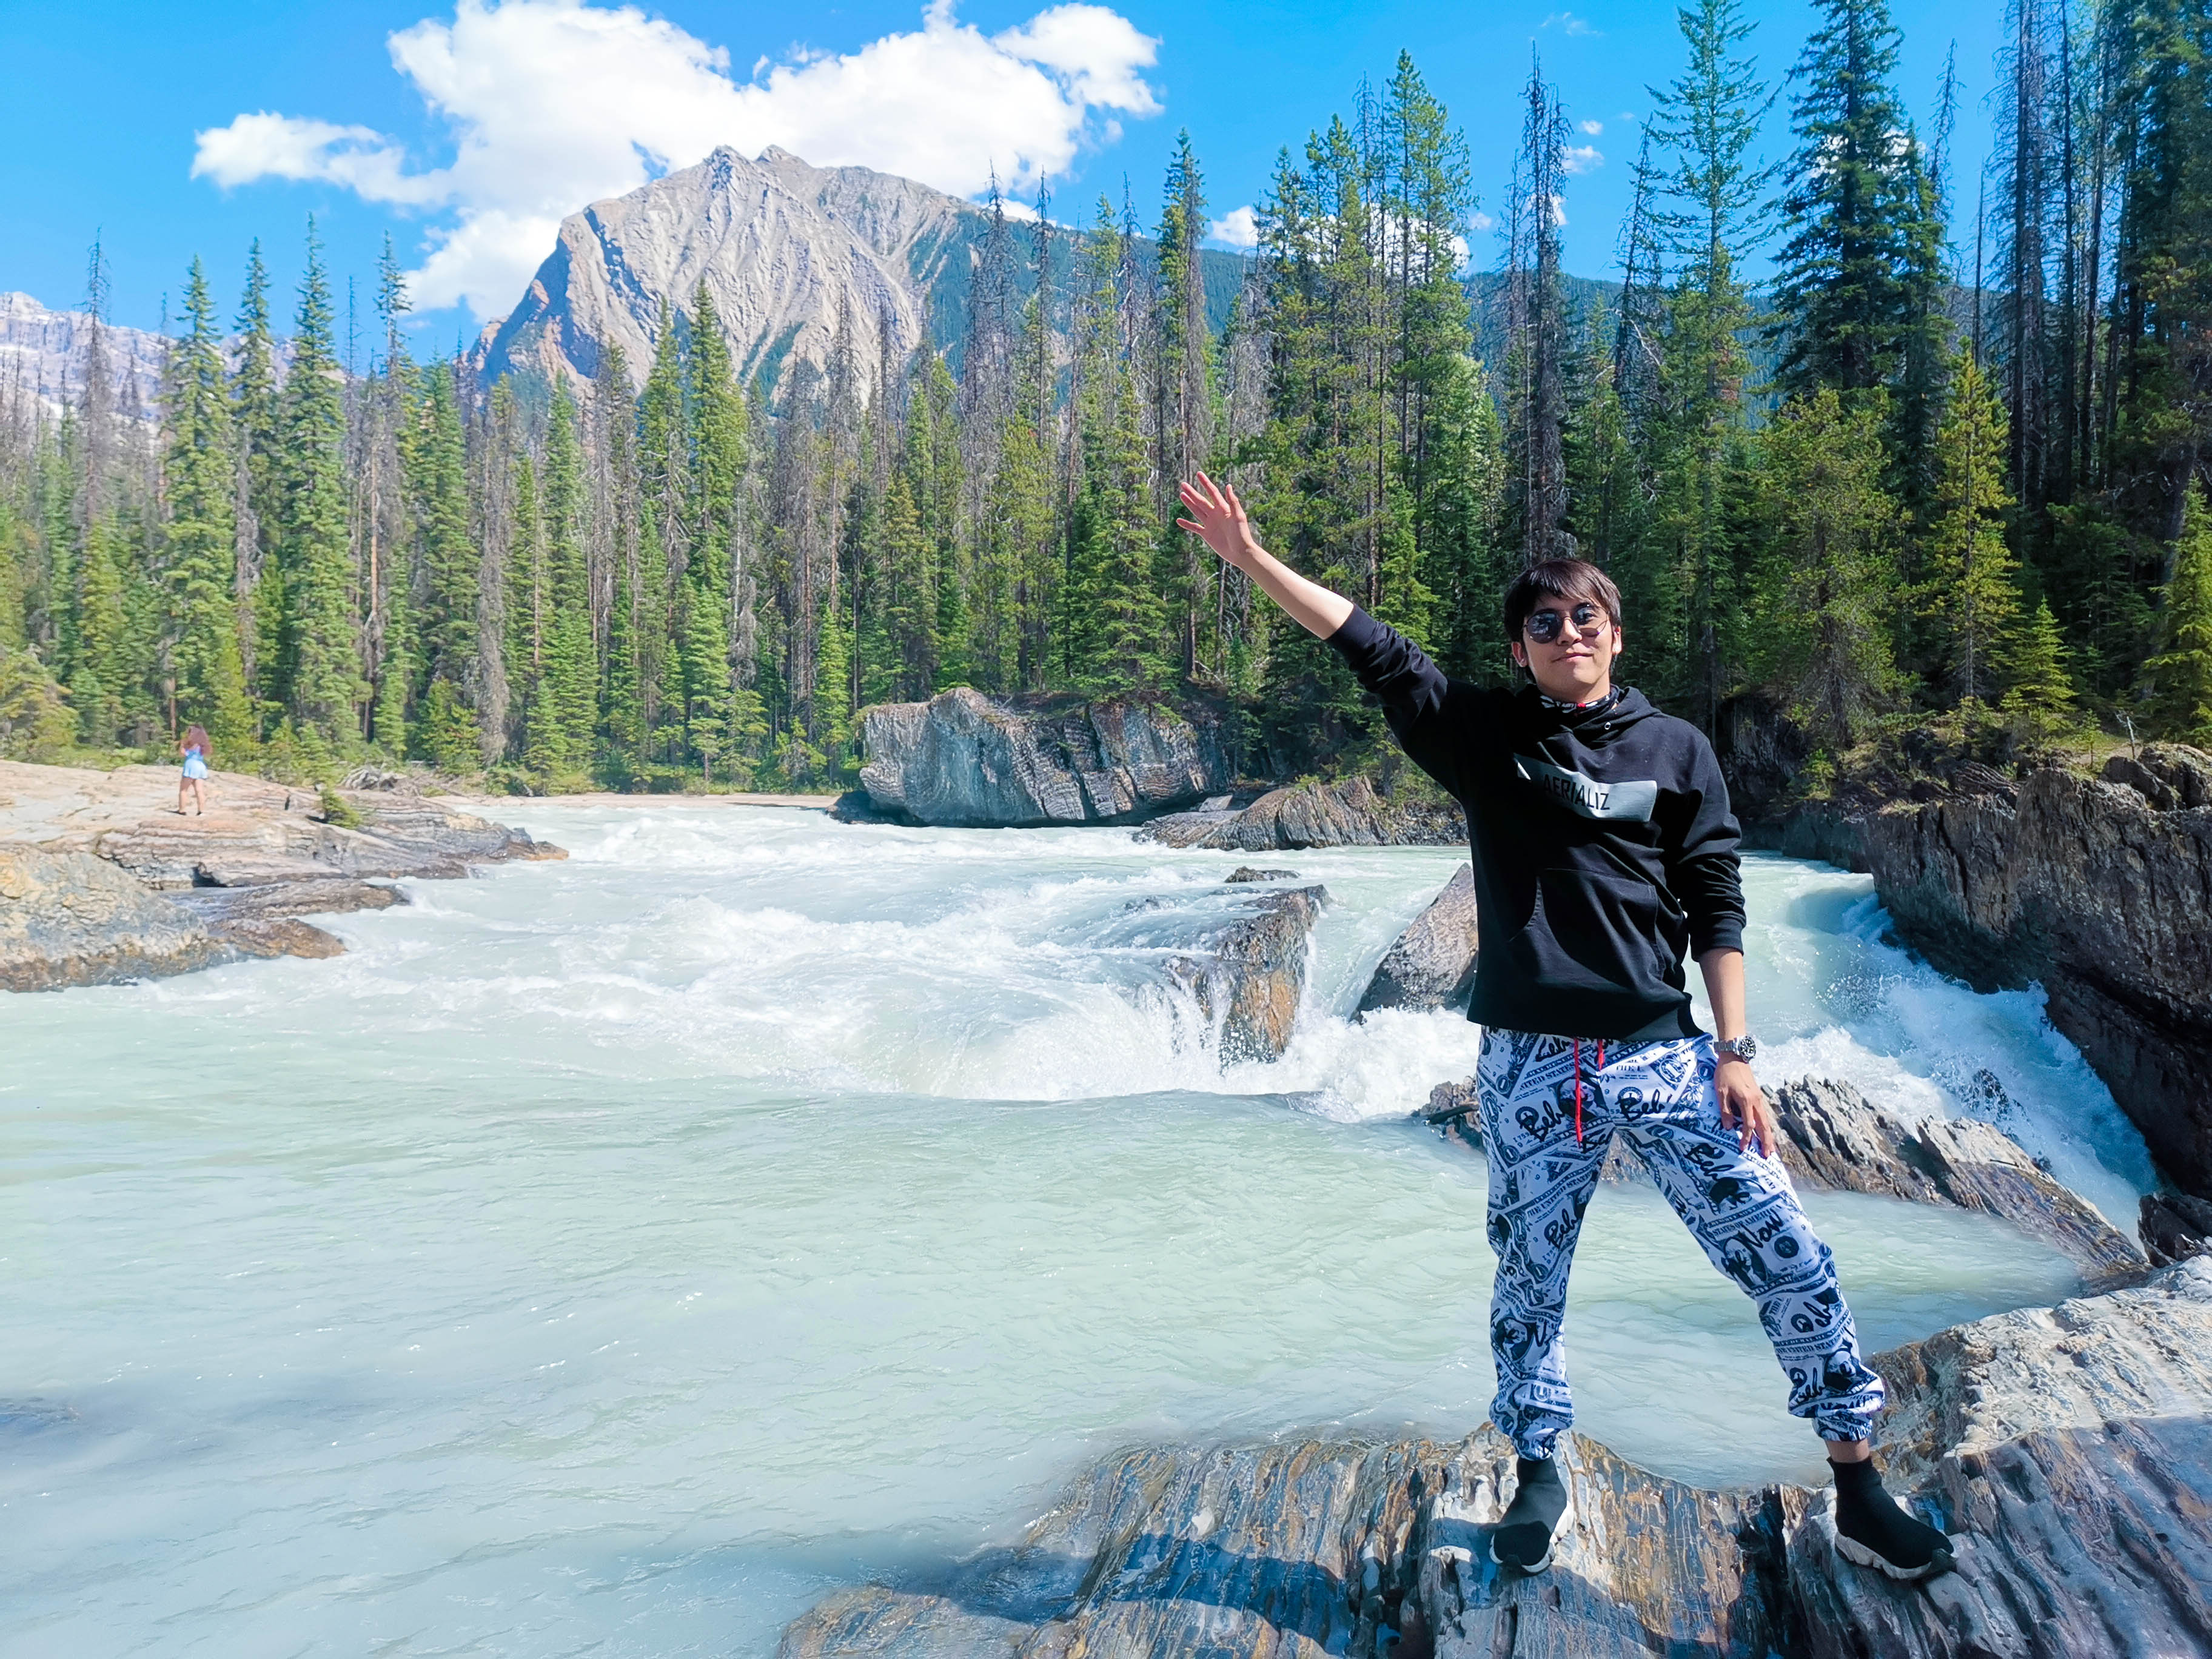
[
  {"xmin": 1769, "ymin": 0, "xmax": 1937, "ymax": 396},
  {"xmin": 685, "ymin": 287, "xmax": 745, "ymax": 768},
  {"xmin": 2000, "ymin": 595, "xmax": 2081, "ymax": 736},
  {"xmin": 1925, "ymin": 347, "xmax": 2023, "ymax": 712},
  {"xmin": 504, "ymin": 447, "xmax": 546, "ymax": 759},
  {"xmin": 407, "ymin": 361, "xmax": 477, "ymax": 767},
  {"xmin": 526, "ymin": 386, "xmax": 595, "ymax": 778},
  {"xmin": 1749, "ymin": 389, "xmax": 1901, "ymax": 746},
  {"xmin": 1645, "ymin": 0, "xmax": 1773, "ymax": 728},
  {"xmin": 277, "ymin": 221, "xmax": 360, "ymax": 745},
  {"xmin": 71, "ymin": 512, "xmax": 128, "ymax": 744},
  {"xmin": 2148, "ymin": 483, "xmax": 2212, "ymax": 742},
  {"xmin": 232, "ymin": 240, "xmax": 283, "ymax": 712},
  {"xmin": 164, "ymin": 257, "xmax": 254, "ymax": 753}
]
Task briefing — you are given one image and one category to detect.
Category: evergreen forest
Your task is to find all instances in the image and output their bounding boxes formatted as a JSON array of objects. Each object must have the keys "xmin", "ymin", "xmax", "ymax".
[{"xmin": 1, "ymin": 0, "xmax": 2207, "ymax": 794}]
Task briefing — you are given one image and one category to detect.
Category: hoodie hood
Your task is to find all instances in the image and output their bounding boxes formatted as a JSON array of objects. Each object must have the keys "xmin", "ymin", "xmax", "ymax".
[{"xmin": 1520, "ymin": 683, "xmax": 1664, "ymax": 747}]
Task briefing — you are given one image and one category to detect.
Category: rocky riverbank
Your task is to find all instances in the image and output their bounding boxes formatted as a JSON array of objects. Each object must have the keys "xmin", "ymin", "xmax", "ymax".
[
  {"xmin": 0, "ymin": 760, "xmax": 563, "ymax": 991},
  {"xmin": 1723, "ymin": 739, "xmax": 2212, "ymax": 1205},
  {"xmin": 780, "ymin": 1252, "xmax": 2212, "ymax": 1658}
]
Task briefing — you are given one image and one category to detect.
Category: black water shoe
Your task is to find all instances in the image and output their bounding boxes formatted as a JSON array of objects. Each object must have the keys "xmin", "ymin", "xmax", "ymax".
[
  {"xmin": 1490, "ymin": 1455, "xmax": 1569, "ymax": 1573},
  {"xmin": 1831, "ymin": 1456, "xmax": 1954, "ymax": 1580}
]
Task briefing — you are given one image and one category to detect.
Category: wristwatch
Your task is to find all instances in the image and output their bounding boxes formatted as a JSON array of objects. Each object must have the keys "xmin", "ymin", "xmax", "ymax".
[{"xmin": 1715, "ymin": 1035, "xmax": 1758, "ymax": 1064}]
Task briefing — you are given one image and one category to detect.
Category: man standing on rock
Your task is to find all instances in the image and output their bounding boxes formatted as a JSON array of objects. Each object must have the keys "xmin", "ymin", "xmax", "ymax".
[{"xmin": 1177, "ymin": 473, "xmax": 1954, "ymax": 1583}]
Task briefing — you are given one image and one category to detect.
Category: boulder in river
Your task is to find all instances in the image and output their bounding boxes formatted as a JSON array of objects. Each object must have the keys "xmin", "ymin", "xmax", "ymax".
[
  {"xmin": 778, "ymin": 1258, "xmax": 2212, "ymax": 1658},
  {"xmin": 1165, "ymin": 884, "xmax": 1327, "ymax": 1065},
  {"xmin": 1423, "ymin": 1073, "xmax": 2145, "ymax": 1285},
  {"xmin": 1357, "ymin": 865, "xmax": 1479, "ymax": 1016},
  {"xmin": 1857, "ymin": 749, "xmax": 2212, "ymax": 1202},
  {"xmin": 1141, "ymin": 775, "xmax": 1463, "ymax": 851},
  {"xmin": 854, "ymin": 689, "xmax": 1233, "ymax": 826}
]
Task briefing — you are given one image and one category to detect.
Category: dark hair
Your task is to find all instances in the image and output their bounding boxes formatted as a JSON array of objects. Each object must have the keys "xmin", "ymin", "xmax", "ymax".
[
  {"xmin": 1501, "ymin": 558, "xmax": 1623, "ymax": 644},
  {"xmin": 183, "ymin": 725, "xmax": 212, "ymax": 757}
]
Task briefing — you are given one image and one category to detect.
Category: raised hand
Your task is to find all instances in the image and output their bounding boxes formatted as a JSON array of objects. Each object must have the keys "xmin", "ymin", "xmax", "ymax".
[{"xmin": 1176, "ymin": 473, "xmax": 1262, "ymax": 571}]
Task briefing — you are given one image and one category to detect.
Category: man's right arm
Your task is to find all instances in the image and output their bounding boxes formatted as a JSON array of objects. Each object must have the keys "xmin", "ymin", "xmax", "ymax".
[
  {"xmin": 1177, "ymin": 474, "xmax": 1464, "ymax": 795},
  {"xmin": 1175, "ymin": 473, "xmax": 1353, "ymax": 639}
]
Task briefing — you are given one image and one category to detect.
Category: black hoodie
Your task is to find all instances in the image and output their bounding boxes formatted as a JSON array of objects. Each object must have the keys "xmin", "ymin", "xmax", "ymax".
[{"xmin": 1328, "ymin": 607, "xmax": 1745, "ymax": 1041}]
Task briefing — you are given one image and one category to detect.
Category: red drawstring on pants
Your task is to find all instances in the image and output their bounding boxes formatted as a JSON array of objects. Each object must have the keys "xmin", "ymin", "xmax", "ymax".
[{"xmin": 1572, "ymin": 1040, "xmax": 1607, "ymax": 1146}]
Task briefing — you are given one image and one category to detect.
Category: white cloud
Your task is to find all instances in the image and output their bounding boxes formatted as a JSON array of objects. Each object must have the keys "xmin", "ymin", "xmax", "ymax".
[
  {"xmin": 1208, "ymin": 204, "xmax": 1259, "ymax": 249},
  {"xmin": 1469, "ymin": 209, "xmax": 1496, "ymax": 232},
  {"xmin": 1579, "ymin": 119, "xmax": 1603, "ymax": 135},
  {"xmin": 1540, "ymin": 10, "xmax": 1600, "ymax": 35},
  {"xmin": 191, "ymin": 0, "xmax": 1162, "ymax": 317},
  {"xmin": 1563, "ymin": 144, "xmax": 1604, "ymax": 175}
]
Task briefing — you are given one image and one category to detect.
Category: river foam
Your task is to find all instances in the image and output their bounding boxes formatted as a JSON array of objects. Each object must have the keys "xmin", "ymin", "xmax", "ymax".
[{"xmin": 0, "ymin": 805, "xmax": 2154, "ymax": 1656}]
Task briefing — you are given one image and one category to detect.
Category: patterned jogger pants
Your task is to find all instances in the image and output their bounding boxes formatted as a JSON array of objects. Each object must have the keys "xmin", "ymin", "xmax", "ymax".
[{"xmin": 1478, "ymin": 1027, "xmax": 1886, "ymax": 1459}]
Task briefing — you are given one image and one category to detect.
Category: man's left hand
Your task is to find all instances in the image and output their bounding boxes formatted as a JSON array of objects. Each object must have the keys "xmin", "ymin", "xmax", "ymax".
[{"xmin": 1715, "ymin": 1057, "xmax": 1777, "ymax": 1158}]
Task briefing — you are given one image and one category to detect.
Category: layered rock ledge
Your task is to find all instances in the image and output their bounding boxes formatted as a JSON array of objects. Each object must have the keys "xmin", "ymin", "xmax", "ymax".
[
  {"xmin": 1855, "ymin": 748, "xmax": 2212, "ymax": 1202},
  {"xmin": 0, "ymin": 760, "xmax": 563, "ymax": 991},
  {"xmin": 780, "ymin": 1258, "xmax": 2212, "ymax": 1658},
  {"xmin": 854, "ymin": 689, "xmax": 1235, "ymax": 826},
  {"xmin": 1141, "ymin": 776, "xmax": 1463, "ymax": 851}
]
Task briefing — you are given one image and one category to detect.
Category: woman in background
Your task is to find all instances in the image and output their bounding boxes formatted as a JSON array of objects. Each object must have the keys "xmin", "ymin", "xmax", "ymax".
[{"xmin": 176, "ymin": 723, "xmax": 213, "ymax": 815}]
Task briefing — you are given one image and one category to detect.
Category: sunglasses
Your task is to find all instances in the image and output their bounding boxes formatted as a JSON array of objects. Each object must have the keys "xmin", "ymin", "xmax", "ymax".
[{"xmin": 1524, "ymin": 602, "xmax": 1610, "ymax": 644}]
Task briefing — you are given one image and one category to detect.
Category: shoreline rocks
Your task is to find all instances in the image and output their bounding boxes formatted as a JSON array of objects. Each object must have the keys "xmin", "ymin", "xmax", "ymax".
[
  {"xmin": 855, "ymin": 688, "xmax": 1235, "ymax": 827},
  {"xmin": 1357, "ymin": 865, "xmax": 1480, "ymax": 1016},
  {"xmin": 777, "ymin": 1259, "xmax": 2212, "ymax": 1659},
  {"xmin": 1858, "ymin": 749, "xmax": 2212, "ymax": 1202},
  {"xmin": 1140, "ymin": 775, "xmax": 1463, "ymax": 851},
  {"xmin": 0, "ymin": 759, "xmax": 563, "ymax": 992}
]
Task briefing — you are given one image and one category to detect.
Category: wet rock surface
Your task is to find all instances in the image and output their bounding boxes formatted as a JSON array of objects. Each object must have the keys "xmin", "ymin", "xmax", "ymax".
[
  {"xmin": 1358, "ymin": 865, "xmax": 1480, "ymax": 1016},
  {"xmin": 780, "ymin": 1261, "xmax": 2212, "ymax": 1659},
  {"xmin": 1141, "ymin": 776, "xmax": 1463, "ymax": 851},
  {"xmin": 855, "ymin": 689, "xmax": 1234, "ymax": 826},
  {"xmin": 1858, "ymin": 751, "xmax": 2212, "ymax": 1202},
  {"xmin": 1, "ymin": 848, "xmax": 246, "ymax": 990},
  {"xmin": 1419, "ymin": 1074, "xmax": 2144, "ymax": 1285},
  {"xmin": 1164, "ymin": 884, "xmax": 1327, "ymax": 1064},
  {"xmin": 0, "ymin": 759, "xmax": 563, "ymax": 991}
]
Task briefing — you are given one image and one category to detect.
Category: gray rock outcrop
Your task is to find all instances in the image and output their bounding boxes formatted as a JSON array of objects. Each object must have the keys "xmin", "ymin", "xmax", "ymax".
[
  {"xmin": 1165, "ymin": 885, "xmax": 1327, "ymax": 1064},
  {"xmin": 1859, "ymin": 750, "xmax": 2212, "ymax": 1201},
  {"xmin": 1358, "ymin": 865, "xmax": 1480, "ymax": 1016},
  {"xmin": 0, "ymin": 848, "xmax": 264, "ymax": 990},
  {"xmin": 1422, "ymin": 1074, "xmax": 2144, "ymax": 1284},
  {"xmin": 778, "ymin": 1259, "xmax": 2212, "ymax": 1658},
  {"xmin": 1140, "ymin": 776, "xmax": 1463, "ymax": 851},
  {"xmin": 0, "ymin": 760, "xmax": 565, "ymax": 991},
  {"xmin": 856, "ymin": 688, "xmax": 1233, "ymax": 828}
]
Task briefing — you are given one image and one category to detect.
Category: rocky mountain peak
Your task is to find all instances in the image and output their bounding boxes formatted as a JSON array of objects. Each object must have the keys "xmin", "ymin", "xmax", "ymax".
[{"xmin": 473, "ymin": 146, "xmax": 985, "ymax": 406}]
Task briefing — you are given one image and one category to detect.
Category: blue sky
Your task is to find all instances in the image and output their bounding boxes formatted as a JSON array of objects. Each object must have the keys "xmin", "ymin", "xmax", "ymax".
[{"xmin": 2, "ymin": 0, "xmax": 2008, "ymax": 341}]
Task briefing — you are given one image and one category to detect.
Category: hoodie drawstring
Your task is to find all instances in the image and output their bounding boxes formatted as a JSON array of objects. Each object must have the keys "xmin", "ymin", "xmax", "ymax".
[{"xmin": 1572, "ymin": 1041, "xmax": 1607, "ymax": 1147}]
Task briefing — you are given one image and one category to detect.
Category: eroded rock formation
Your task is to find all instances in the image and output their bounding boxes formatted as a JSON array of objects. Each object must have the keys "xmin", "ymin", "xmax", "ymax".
[
  {"xmin": 0, "ymin": 760, "xmax": 563, "ymax": 991},
  {"xmin": 777, "ymin": 1260, "xmax": 2212, "ymax": 1659},
  {"xmin": 1141, "ymin": 776, "xmax": 1463, "ymax": 851},
  {"xmin": 1165, "ymin": 885, "xmax": 1327, "ymax": 1064},
  {"xmin": 1858, "ymin": 749, "xmax": 2212, "ymax": 1201},
  {"xmin": 1421, "ymin": 1074, "xmax": 2144, "ymax": 1285},
  {"xmin": 1358, "ymin": 865, "xmax": 1480, "ymax": 1016},
  {"xmin": 856, "ymin": 689, "xmax": 1234, "ymax": 828}
]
